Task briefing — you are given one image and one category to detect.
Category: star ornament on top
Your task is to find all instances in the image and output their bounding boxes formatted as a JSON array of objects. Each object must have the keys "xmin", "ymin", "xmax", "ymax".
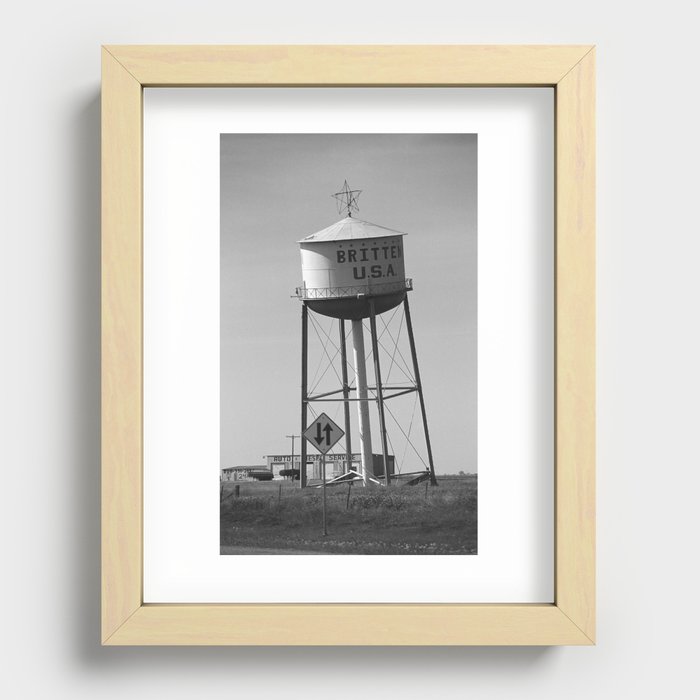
[{"xmin": 332, "ymin": 180, "xmax": 362, "ymax": 217}]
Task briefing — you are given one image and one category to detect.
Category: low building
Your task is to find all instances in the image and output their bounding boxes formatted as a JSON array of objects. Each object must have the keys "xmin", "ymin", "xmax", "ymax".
[
  {"xmin": 220, "ymin": 465, "xmax": 273, "ymax": 482},
  {"xmin": 266, "ymin": 453, "xmax": 394, "ymax": 480}
]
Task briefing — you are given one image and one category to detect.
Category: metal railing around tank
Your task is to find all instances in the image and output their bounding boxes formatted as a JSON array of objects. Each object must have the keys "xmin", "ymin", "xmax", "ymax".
[{"xmin": 294, "ymin": 278, "xmax": 413, "ymax": 300}]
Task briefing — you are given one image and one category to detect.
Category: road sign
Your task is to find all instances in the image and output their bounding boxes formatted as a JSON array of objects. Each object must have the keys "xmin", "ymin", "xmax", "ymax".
[{"xmin": 303, "ymin": 413, "xmax": 344, "ymax": 455}]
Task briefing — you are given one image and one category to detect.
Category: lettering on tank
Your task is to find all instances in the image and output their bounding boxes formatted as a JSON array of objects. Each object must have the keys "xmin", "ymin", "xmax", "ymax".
[{"xmin": 336, "ymin": 241, "xmax": 402, "ymax": 281}]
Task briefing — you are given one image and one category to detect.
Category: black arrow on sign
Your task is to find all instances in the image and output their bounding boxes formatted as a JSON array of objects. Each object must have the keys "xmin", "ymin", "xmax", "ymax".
[{"xmin": 315, "ymin": 422, "xmax": 333, "ymax": 446}]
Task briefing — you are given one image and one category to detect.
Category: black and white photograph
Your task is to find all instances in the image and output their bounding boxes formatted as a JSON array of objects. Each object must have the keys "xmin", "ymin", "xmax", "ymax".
[{"xmin": 220, "ymin": 134, "xmax": 477, "ymax": 554}]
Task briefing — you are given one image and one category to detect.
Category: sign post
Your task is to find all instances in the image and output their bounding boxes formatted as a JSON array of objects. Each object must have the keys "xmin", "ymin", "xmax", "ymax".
[
  {"xmin": 303, "ymin": 413, "xmax": 344, "ymax": 536},
  {"xmin": 321, "ymin": 453, "xmax": 327, "ymax": 536}
]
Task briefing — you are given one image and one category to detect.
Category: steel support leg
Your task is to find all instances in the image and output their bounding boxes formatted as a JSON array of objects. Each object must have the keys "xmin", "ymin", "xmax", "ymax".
[
  {"xmin": 339, "ymin": 319, "xmax": 353, "ymax": 474},
  {"xmin": 351, "ymin": 319, "xmax": 374, "ymax": 486},
  {"xmin": 404, "ymin": 297, "xmax": 438, "ymax": 486},
  {"xmin": 300, "ymin": 303, "xmax": 308, "ymax": 488},
  {"xmin": 369, "ymin": 300, "xmax": 391, "ymax": 486}
]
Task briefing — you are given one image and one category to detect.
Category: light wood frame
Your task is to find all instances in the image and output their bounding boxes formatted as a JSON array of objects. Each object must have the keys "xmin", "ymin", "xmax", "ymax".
[{"xmin": 102, "ymin": 45, "xmax": 595, "ymax": 646}]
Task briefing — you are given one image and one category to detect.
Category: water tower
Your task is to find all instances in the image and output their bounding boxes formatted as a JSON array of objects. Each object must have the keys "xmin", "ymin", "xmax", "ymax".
[{"xmin": 295, "ymin": 182, "xmax": 437, "ymax": 488}]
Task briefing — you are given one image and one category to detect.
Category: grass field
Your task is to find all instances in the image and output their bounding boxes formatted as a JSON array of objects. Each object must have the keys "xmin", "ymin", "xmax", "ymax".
[{"xmin": 220, "ymin": 475, "xmax": 477, "ymax": 554}]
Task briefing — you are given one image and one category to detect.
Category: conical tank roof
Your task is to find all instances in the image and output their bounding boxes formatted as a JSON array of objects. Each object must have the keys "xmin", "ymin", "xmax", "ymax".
[{"xmin": 298, "ymin": 216, "xmax": 406, "ymax": 243}]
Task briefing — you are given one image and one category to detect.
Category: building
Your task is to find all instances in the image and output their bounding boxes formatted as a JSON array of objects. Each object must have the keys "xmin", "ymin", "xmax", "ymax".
[
  {"xmin": 220, "ymin": 465, "xmax": 273, "ymax": 482},
  {"xmin": 266, "ymin": 453, "xmax": 394, "ymax": 481}
]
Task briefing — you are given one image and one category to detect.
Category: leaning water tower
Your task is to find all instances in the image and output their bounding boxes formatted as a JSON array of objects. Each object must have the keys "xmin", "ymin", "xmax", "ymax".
[{"xmin": 295, "ymin": 181, "xmax": 438, "ymax": 489}]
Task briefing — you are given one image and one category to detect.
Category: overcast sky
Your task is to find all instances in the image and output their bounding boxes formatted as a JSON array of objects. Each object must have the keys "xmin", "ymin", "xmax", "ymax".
[{"xmin": 221, "ymin": 134, "xmax": 477, "ymax": 474}]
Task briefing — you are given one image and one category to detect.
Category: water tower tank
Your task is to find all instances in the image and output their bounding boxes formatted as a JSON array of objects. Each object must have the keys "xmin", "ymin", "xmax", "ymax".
[{"xmin": 297, "ymin": 216, "xmax": 411, "ymax": 320}]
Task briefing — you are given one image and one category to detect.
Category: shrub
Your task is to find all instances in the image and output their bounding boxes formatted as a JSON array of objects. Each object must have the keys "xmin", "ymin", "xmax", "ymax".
[{"xmin": 279, "ymin": 469, "xmax": 300, "ymax": 480}]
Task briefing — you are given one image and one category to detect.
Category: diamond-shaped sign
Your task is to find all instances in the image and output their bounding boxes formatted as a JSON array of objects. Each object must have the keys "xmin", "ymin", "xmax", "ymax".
[{"xmin": 303, "ymin": 413, "xmax": 345, "ymax": 455}]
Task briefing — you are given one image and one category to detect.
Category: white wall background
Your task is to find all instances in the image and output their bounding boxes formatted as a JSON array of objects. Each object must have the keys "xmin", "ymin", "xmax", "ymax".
[{"xmin": 1, "ymin": 1, "xmax": 699, "ymax": 698}]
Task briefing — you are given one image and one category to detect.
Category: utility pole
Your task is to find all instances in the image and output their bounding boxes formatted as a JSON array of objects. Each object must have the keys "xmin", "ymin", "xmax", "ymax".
[{"xmin": 286, "ymin": 434, "xmax": 300, "ymax": 485}]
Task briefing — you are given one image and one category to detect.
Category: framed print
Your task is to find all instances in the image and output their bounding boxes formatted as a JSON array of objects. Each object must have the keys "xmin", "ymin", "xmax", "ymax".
[
  {"xmin": 144, "ymin": 89, "xmax": 553, "ymax": 606},
  {"xmin": 102, "ymin": 45, "xmax": 595, "ymax": 645}
]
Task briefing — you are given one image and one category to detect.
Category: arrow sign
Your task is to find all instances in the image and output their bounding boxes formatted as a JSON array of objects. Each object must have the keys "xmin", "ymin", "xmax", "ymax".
[
  {"xmin": 315, "ymin": 423, "xmax": 334, "ymax": 446},
  {"xmin": 303, "ymin": 413, "xmax": 344, "ymax": 455}
]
